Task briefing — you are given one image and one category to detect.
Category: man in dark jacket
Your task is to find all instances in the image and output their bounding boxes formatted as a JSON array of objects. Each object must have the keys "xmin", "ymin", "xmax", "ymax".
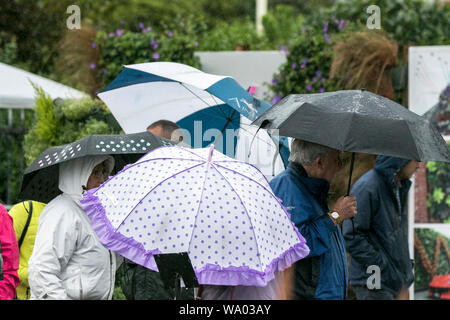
[
  {"xmin": 270, "ymin": 139, "xmax": 357, "ymax": 300},
  {"xmin": 343, "ymin": 155, "xmax": 418, "ymax": 300}
]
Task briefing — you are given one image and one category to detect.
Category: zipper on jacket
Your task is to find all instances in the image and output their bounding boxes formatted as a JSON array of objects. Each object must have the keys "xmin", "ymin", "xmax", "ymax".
[{"xmin": 107, "ymin": 251, "xmax": 114, "ymax": 299}]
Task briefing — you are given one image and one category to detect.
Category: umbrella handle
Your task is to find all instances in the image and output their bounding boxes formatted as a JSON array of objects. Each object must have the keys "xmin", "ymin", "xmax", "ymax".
[
  {"xmin": 248, "ymin": 120, "xmax": 270, "ymax": 159},
  {"xmin": 346, "ymin": 152, "xmax": 355, "ymax": 196},
  {"xmin": 346, "ymin": 152, "xmax": 356, "ymax": 239}
]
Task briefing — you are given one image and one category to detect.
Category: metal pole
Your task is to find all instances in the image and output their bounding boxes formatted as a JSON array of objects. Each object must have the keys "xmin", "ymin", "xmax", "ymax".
[
  {"xmin": 256, "ymin": 0, "xmax": 268, "ymax": 36},
  {"xmin": 7, "ymin": 108, "xmax": 13, "ymax": 205}
]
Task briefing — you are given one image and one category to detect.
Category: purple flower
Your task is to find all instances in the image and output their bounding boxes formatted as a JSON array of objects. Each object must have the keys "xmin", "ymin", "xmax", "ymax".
[
  {"xmin": 153, "ymin": 52, "xmax": 160, "ymax": 60},
  {"xmin": 194, "ymin": 41, "xmax": 199, "ymax": 47},
  {"xmin": 279, "ymin": 44, "xmax": 285, "ymax": 51},
  {"xmin": 321, "ymin": 77, "xmax": 326, "ymax": 83},
  {"xmin": 315, "ymin": 70, "xmax": 322, "ymax": 77},
  {"xmin": 305, "ymin": 84, "xmax": 313, "ymax": 92},
  {"xmin": 324, "ymin": 33, "xmax": 331, "ymax": 43},
  {"xmin": 323, "ymin": 21, "xmax": 329, "ymax": 33},
  {"xmin": 103, "ymin": 69, "xmax": 109, "ymax": 75},
  {"xmin": 271, "ymin": 78, "xmax": 277, "ymax": 85},
  {"xmin": 319, "ymin": 87, "xmax": 325, "ymax": 93},
  {"xmin": 271, "ymin": 95, "xmax": 282, "ymax": 104},
  {"xmin": 116, "ymin": 29, "xmax": 124, "ymax": 37},
  {"xmin": 145, "ymin": 27, "xmax": 152, "ymax": 32},
  {"xmin": 312, "ymin": 77, "xmax": 317, "ymax": 83},
  {"xmin": 108, "ymin": 32, "xmax": 115, "ymax": 38},
  {"xmin": 338, "ymin": 19, "xmax": 346, "ymax": 30},
  {"xmin": 167, "ymin": 31, "xmax": 173, "ymax": 37},
  {"xmin": 301, "ymin": 58, "xmax": 308, "ymax": 69},
  {"xmin": 151, "ymin": 39, "xmax": 158, "ymax": 50},
  {"xmin": 91, "ymin": 41, "xmax": 96, "ymax": 48},
  {"xmin": 89, "ymin": 63, "xmax": 96, "ymax": 70},
  {"xmin": 292, "ymin": 63, "xmax": 297, "ymax": 69},
  {"xmin": 334, "ymin": 19, "xmax": 339, "ymax": 24},
  {"xmin": 139, "ymin": 22, "xmax": 145, "ymax": 30}
]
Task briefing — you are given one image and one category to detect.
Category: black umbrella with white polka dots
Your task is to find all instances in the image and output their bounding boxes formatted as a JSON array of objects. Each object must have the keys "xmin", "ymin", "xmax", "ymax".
[{"xmin": 19, "ymin": 131, "xmax": 175, "ymax": 203}]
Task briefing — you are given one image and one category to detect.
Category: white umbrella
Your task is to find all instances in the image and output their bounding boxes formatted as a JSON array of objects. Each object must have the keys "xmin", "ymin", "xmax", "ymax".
[
  {"xmin": 97, "ymin": 62, "xmax": 289, "ymax": 179},
  {"xmin": 81, "ymin": 144, "xmax": 309, "ymax": 286}
]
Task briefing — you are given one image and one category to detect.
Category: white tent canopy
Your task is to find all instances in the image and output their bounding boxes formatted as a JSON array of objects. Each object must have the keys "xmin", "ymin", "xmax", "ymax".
[{"xmin": 0, "ymin": 62, "xmax": 86, "ymax": 109}]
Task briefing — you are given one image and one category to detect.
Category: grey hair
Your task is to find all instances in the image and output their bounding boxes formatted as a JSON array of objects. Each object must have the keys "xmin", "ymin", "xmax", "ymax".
[{"xmin": 288, "ymin": 139, "xmax": 334, "ymax": 166}]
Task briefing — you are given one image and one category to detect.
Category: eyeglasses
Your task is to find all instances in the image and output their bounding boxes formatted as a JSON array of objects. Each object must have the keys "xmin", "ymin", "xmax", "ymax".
[{"xmin": 91, "ymin": 167, "xmax": 109, "ymax": 180}]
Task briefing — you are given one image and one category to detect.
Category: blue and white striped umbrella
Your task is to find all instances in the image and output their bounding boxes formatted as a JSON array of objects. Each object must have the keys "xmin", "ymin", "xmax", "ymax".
[{"xmin": 98, "ymin": 62, "xmax": 289, "ymax": 178}]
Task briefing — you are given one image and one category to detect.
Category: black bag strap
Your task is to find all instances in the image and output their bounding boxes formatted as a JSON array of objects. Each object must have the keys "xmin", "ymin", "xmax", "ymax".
[{"xmin": 18, "ymin": 201, "xmax": 33, "ymax": 248}]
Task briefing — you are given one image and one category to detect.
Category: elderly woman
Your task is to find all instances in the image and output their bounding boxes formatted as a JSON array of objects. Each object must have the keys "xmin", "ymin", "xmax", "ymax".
[{"xmin": 28, "ymin": 155, "xmax": 118, "ymax": 300}]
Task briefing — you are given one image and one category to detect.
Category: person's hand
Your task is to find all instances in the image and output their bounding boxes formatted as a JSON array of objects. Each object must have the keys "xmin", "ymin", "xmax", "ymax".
[{"xmin": 332, "ymin": 196, "xmax": 357, "ymax": 221}]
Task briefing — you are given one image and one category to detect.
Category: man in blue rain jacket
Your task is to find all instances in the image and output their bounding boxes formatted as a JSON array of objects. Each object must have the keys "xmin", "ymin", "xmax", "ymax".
[
  {"xmin": 343, "ymin": 156, "xmax": 418, "ymax": 300},
  {"xmin": 270, "ymin": 139, "xmax": 357, "ymax": 300}
]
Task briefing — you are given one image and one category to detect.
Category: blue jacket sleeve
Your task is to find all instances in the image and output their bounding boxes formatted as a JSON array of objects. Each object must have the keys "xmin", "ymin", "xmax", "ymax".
[
  {"xmin": 342, "ymin": 181, "xmax": 386, "ymax": 270},
  {"xmin": 270, "ymin": 178, "xmax": 336, "ymax": 258}
]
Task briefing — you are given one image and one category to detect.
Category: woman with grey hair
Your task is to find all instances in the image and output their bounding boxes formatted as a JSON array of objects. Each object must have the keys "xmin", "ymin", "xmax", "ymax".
[{"xmin": 270, "ymin": 139, "xmax": 357, "ymax": 300}]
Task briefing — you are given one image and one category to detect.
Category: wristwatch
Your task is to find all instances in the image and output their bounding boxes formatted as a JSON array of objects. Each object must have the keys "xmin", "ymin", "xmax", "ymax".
[{"xmin": 329, "ymin": 211, "xmax": 341, "ymax": 225}]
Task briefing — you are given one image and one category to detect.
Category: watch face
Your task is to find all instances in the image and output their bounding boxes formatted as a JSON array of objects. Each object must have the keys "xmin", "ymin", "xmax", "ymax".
[{"xmin": 331, "ymin": 212, "xmax": 340, "ymax": 219}]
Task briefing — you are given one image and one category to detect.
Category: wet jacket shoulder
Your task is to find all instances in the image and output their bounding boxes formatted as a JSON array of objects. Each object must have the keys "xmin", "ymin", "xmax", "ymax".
[
  {"xmin": 343, "ymin": 156, "xmax": 414, "ymax": 294},
  {"xmin": 8, "ymin": 200, "xmax": 46, "ymax": 300}
]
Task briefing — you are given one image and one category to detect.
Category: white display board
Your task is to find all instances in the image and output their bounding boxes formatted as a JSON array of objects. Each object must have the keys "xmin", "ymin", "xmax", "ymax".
[
  {"xmin": 409, "ymin": 45, "xmax": 450, "ymax": 300},
  {"xmin": 408, "ymin": 46, "xmax": 450, "ymax": 116}
]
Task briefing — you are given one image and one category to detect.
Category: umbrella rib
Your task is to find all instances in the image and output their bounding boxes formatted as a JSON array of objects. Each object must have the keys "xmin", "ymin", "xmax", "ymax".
[
  {"xmin": 404, "ymin": 120, "xmax": 422, "ymax": 161},
  {"xmin": 180, "ymin": 83, "xmax": 213, "ymax": 108},
  {"xmin": 113, "ymin": 161, "xmax": 207, "ymax": 232},
  {"xmin": 209, "ymin": 163, "xmax": 263, "ymax": 269},
  {"xmin": 213, "ymin": 162, "xmax": 288, "ymax": 214},
  {"xmin": 186, "ymin": 160, "xmax": 214, "ymax": 261}
]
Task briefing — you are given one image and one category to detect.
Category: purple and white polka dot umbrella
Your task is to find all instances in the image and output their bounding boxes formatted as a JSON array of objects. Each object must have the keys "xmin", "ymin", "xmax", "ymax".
[{"xmin": 81, "ymin": 145, "xmax": 309, "ymax": 287}]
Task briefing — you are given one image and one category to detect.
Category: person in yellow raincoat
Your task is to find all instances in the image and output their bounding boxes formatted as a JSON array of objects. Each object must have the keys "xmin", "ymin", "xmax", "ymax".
[{"xmin": 8, "ymin": 200, "xmax": 46, "ymax": 300}]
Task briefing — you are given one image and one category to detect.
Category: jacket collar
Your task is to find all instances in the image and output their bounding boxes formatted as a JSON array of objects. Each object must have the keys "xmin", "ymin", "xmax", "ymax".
[{"xmin": 288, "ymin": 161, "xmax": 330, "ymax": 200}]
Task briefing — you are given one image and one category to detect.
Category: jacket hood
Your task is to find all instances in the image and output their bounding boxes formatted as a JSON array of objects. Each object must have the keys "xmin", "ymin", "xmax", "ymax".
[
  {"xmin": 59, "ymin": 155, "xmax": 114, "ymax": 204},
  {"xmin": 374, "ymin": 155, "xmax": 411, "ymax": 185}
]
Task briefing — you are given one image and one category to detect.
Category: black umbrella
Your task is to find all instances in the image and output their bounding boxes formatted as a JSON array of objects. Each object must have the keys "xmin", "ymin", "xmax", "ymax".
[
  {"xmin": 252, "ymin": 90, "xmax": 450, "ymax": 165},
  {"xmin": 19, "ymin": 131, "xmax": 175, "ymax": 203},
  {"xmin": 252, "ymin": 90, "xmax": 450, "ymax": 232}
]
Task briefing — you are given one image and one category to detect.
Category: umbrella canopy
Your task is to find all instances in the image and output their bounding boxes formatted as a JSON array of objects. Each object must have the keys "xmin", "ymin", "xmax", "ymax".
[
  {"xmin": 97, "ymin": 62, "xmax": 290, "ymax": 178},
  {"xmin": 19, "ymin": 132, "xmax": 174, "ymax": 203},
  {"xmin": 252, "ymin": 90, "xmax": 450, "ymax": 163},
  {"xmin": 80, "ymin": 144, "xmax": 309, "ymax": 287}
]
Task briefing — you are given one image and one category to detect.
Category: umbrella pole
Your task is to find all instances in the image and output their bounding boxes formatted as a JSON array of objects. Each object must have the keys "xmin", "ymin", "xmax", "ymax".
[{"xmin": 346, "ymin": 152, "xmax": 356, "ymax": 239}]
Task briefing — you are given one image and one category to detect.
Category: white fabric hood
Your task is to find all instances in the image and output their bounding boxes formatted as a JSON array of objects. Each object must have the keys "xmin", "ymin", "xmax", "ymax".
[{"xmin": 58, "ymin": 155, "xmax": 114, "ymax": 203}]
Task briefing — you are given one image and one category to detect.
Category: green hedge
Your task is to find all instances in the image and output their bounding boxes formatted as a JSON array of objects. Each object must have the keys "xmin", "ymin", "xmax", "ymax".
[{"xmin": 23, "ymin": 87, "xmax": 122, "ymax": 168}]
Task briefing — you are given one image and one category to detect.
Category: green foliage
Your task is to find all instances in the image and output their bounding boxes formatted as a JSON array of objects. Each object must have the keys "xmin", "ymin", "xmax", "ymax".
[
  {"xmin": 262, "ymin": 5, "xmax": 306, "ymax": 49},
  {"xmin": 23, "ymin": 88, "xmax": 122, "ymax": 167},
  {"xmin": 33, "ymin": 85, "xmax": 61, "ymax": 145},
  {"xmin": 0, "ymin": 32, "xmax": 18, "ymax": 64},
  {"xmin": 307, "ymin": 0, "xmax": 450, "ymax": 48},
  {"xmin": 0, "ymin": 108, "xmax": 34, "ymax": 204},
  {"xmin": 425, "ymin": 152, "xmax": 450, "ymax": 223},
  {"xmin": 196, "ymin": 19, "xmax": 266, "ymax": 51},
  {"xmin": 414, "ymin": 229, "xmax": 450, "ymax": 291},
  {"xmin": 267, "ymin": 22, "xmax": 353, "ymax": 102},
  {"xmin": 95, "ymin": 27, "xmax": 201, "ymax": 88}
]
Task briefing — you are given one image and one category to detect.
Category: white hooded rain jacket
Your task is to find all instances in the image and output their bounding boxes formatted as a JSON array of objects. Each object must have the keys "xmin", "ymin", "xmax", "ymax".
[{"xmin": 28, "ymin": 155, "xmax": 118, "ymax": 300}]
